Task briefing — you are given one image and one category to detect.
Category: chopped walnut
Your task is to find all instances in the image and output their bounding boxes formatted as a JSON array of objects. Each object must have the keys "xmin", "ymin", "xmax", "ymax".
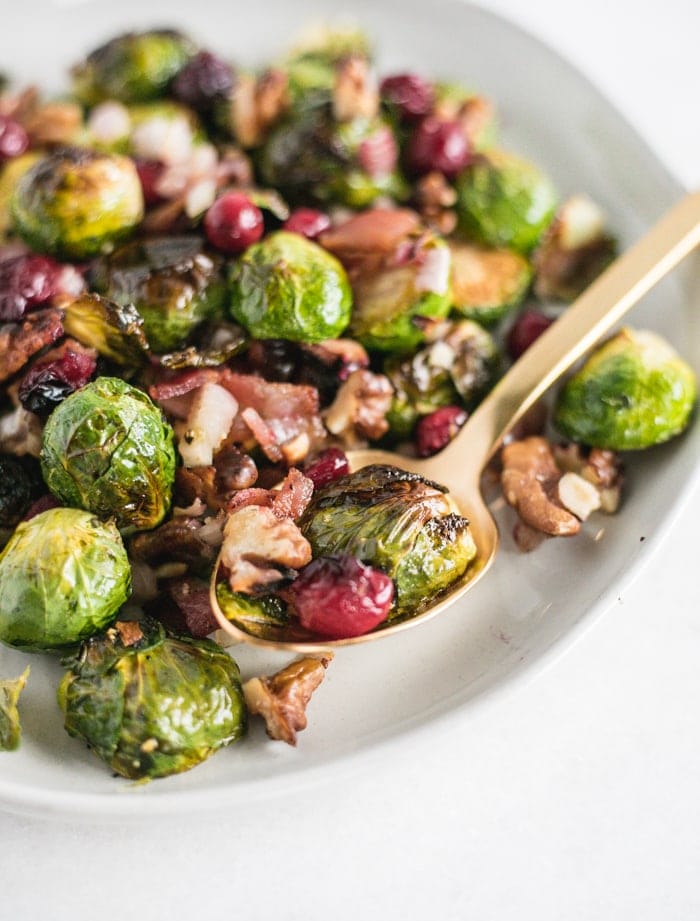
[
  {"xmin": 324, "ymin": 369, "xmax": 392, "ymax": 446},
  {"xmin": 220, "ymin": 505, "xmax": 312, "ymax": 593},
  {"xmin": 230, "ymin": 69, "xmax": 290, "ymax": 148},
  {"xmin": 332, "ymin": 55, "xmax": 378, "ymax": 122},
  {"xmin": 23, "ymin": 102, "xmax": 82, "ymax": 147},
  {"xmin": 501, "ymin": 437, "xmax": 580, "ymax": 537},
  {"xmin": 243, "ymin": 655, "xmax": 333, "ymax": 745},
  {"xmin": 552, "ymin": 443, "xmax": 623, "ymax": 512},
  {"xmin": 114, "ymin": 621, "xmax": 145, "ymax": 647},
  {"xmin": 414, "ymin": 171, "xmax": 457, "ymax": 235}
]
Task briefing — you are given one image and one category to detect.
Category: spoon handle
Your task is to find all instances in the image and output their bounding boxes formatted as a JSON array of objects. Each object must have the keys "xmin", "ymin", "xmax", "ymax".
[{"xmin": 437, "ymin": 190, "xmax": 700, "ymax": 477}]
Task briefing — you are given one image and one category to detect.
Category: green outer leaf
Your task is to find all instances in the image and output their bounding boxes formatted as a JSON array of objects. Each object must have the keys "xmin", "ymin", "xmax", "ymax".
[
  {"xmin": 58, "ymin": 619, "xmax": 247, "ymax": 780},
  {"xmin": 10, "ymin": 149, "xmax": 144, "ymax": 260},
  {"xmin": 40, "ymin": 377, "xmax": 176, "ymax": 533},
  {"xmin": 455, "ymin": 150, "xmax": 557, "ymax": 254},
  {"xmin": 0, "ymin": 667, "xmax": 29, "ymax": 751},
  {"xmin": 0, "ymin": 509, "xmax": 130, "ymax": 651},
  {"xmin": 229, "ymin": 231, "xmax": 352, "ymax": 342},
  {"xmin": 554, "ymin": 329, "xmax": 697, "ymax": 450}
]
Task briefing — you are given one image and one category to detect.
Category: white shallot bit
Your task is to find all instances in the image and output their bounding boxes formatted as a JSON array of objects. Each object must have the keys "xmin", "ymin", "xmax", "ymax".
[
  {"xmin": 87, "ymin": 101, "xmax": 131, "ymax": 144},
  {"xmin": 175, "ymin": 383, "xmax": 238, "ymax": 468},
  {"xmin": 415, "ymin": 243, "xmax": 451, "ymax": 295},
  {"xmin": 131, "ymin": 114, "xmax": 193, "ymax": 165}
]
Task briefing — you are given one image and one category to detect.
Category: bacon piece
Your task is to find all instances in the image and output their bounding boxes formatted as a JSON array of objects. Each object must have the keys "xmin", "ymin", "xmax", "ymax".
[
  {"xmin": 0, "ymin": 308, "xmax": 64, "ymax": 383},
  {"xmin": 157, "ymin": 577, "xmax": 220, "ymax": 639},
  {"xmin": 241, "ymin": 407, "xmax": 282, "ymax": 462},
  {"xmin": 226, "ymin": 468, "xmax": 314, "ymax": 521}
]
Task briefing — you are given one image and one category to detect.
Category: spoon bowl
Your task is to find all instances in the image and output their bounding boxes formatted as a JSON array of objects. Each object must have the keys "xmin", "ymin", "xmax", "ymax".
[{"xmin": 210, "ymin": 192, "xmax": 700, "ymax": 651}]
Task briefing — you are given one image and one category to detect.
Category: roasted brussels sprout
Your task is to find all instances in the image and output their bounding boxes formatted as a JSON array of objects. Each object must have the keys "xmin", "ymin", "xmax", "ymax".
[
  {"xmin": 229, "ymin": 230, "xmax": 352, "ymax": 342},
  {"xmin": 455, "ymin": 150, "xmax": 557, "ymax": 254},
  {"xmin": 72, "ymin": 29, "xmax": 196, "ymax": 105},
  {"xmin": 0, "ymin": 152, "xmax": 40, "ymax": 242},
  {"xmin": 300, "ymin": 465, "xmax": 476, "ymax": 616},
  {"xmin": 63, "ymin": 293, "xmax": 150, "ymax": 367},
  {"xmin": 349, "ymin": 234, "xmax": 452, "ymax": 353},
  {"xmin": 11, "ymin": 148, "xmax": 144, "ymax": 260},
  {"xmin": 443, "ymin": 319, "xmax": 501, "ymax": 407},
  {"xmin": 260, "ymin": 94, "xmax": 407, "ymax": 208},
  {"xmin": 384, "ymin": 348, "xmax": 459, "ymax": 439},
  {"xmin": 92, "ymin": 236, "xmax": 227, "ymax": 352},
  {"xmin": 40, "ymin": 377, "xmax": 176, "ymax": 532},
  {"xmin": 157, "ymin": 320, "xmax": 247, "ymax": 369},
  {"xmin": 216, "ymin": 583, "xmax": 297, "ymax": 642},
  {"xmin": 284, "ymin": 26, "xmax": 372, "ymax": 98},
  {"xmin": 554, "ymin": 328, "xmax": 697, "ymax": 450},
  {"xmin": 0, "ymin": 508, "xmax": 130, "ymax": 651},
  {"xmin": 0, "ymin": 667, "xmax": 29, "ymax": 751},
  {"xmin": 58, "ymin": 618, "xmax": 246, "ymax": 780},
  {"xmin": 449, "ymin": 241, "xmax": 531, "ymax": 326}
]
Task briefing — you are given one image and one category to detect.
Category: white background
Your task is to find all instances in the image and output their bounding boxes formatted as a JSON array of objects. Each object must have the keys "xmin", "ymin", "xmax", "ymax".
[{"xmin": 2, "ymin": 1, "xmax": 699, "ymax": 919}]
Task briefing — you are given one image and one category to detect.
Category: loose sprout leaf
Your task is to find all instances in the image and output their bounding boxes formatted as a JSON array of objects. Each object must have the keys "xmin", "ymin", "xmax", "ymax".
[
  {"xmin": 0, "ymin": 667, "xmax": 30, "ymax": 751},
  {"xmin": 63, "ymin": 293, "xmax": 150, "ymax": 367}
]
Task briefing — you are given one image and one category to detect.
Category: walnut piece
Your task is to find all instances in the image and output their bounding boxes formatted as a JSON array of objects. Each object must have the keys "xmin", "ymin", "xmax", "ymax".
[
  {"xmin": 231, "ymin": 69, "xmax": 289, "ymax": 148},
  {"xmin": 23, "ymin": 102, "xmax": 82, "ymax": 146},
  {"xmin": 324, "ymin": 368, "xmax": 392, "ymax": 446},
  {"xmin": 501, "ymin": 437, "xmax": 580, "ymax": 537},
  {"xmin": 243, "ymin": 655, "xmax": 333, "ymax": 745},
  {"xmin": 220, "ymin": 505, "xmax": 312, "ymax": 593},
  {"xmin": 552, "ymin": 443, "xmax": 623, "ymax": 513},
  {"xmin": 332, "ymin": 55, "xmax": 378, "ymax": 122},
  {"xmin": 414, "ymin": 171, "xmax": 458, "ymax": 235}
]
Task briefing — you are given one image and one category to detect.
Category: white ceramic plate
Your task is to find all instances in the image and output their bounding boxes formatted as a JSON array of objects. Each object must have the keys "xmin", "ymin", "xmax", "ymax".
[{"xmin": 1, "ymin": 0, "xmax": 698, "ymax": 818}]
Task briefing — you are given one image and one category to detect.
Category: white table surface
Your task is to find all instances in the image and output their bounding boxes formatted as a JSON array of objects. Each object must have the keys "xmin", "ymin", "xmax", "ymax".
[{"xmin": 2, "ymin": 2, "xmax": 699, "ymax": 919}]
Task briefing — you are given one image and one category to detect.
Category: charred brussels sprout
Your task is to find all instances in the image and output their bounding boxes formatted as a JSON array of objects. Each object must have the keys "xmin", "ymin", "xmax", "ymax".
[
  {"xmin": 349, "ymin": 234, "xmax": 452, "ymax": 353},
  {"xmin": 72, "ymin": 29, "xmax": 196, "ymax": 105},
  {"xmin": 444, "ymin": 319, "xmax": 501, "ymax": 407},
  {"xmin": 40, "ymin": 377, "xmax": 176, "ymax": 532},
  {"xmin": 260, "ymin": 95, "xmax": 407, "ymax": 208},
  {"xmin": 554, "ymin": 329, "xmax": 697, "ymax": 450},
  {"xmin": 449, "ymin": 241, "xmax": 531, "ymax": 326},
  {"xmin": 455, "ymin": 150, "xmax": 557, "ymax": 254},
  {"xmin": 92, "ymin": 236, "xmax": 227, "ymax": 352},
  {"xmin": 216, "ymin": 583, "xmax": 297, "ymax": 642},
  {"xmin": 0, "ymin": 508, "xmax": 129, "ymax": 651},
  {"xmin": 0, "ymin": 667, "xmax": 29, "ymax": 751},
  {"xmin": 58, "ymin": 618, "xmax": 246, "ymax": 780},
  {"xmin": 300, "ymin": 465, "xmax": 476, "ymax": 616},
  {"xmin": 11, "ymin": 148, "xmax": 143, "ymax": 260},
  {"xmin": 63, "ymin": 293, "xmax": 150, "ymax": 367},
  {"xmin": 229, "ymin": 231, "xmax": 352, "ymax": 342}
]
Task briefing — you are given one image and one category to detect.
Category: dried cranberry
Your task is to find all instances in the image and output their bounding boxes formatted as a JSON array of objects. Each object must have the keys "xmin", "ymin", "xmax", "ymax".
[
  {"xmin": 0, "ymin": 116, "xmax": 29, "ymax": 161},
  {"xmin": 287, "ymin": 554, "xmax": 394, "ymax": 639},
  {"xmin": 380, "ymin": 73, "xmax": 434, "ymax": 121},
  {"xmin": 204, "ymin": 191, "xmax": 264, "ymax": 254},
  {"xmin": 135, "ymin": 159, "xmax": 166, "ymax": 206},
  {"xmin": 18, "ymin": 349, "xmax": 97, "ymax": 415},
  {"xmin": 0, "ymin": 254, "xmax": 63, "ymax": 322},
  {"xmin": 283, "ymin": 208, "xmax": 332, "ymax": 240},
  {"xmin": 358, "ymin": 124, "xmax": 398, "ymax": 177},
  {"xmin": 172, "ymin": 51, "xmax": 235, "ymax": 113},
  {"xmin": 415, "ymin": 405, "xmax": 468, "ymax": 457},
  {"xmin": 304, "ymin": 448, "xmax": 349, "ymax": 489},
  {"xmin": 507, "ymin": 309, "xmax": 554, "ymax": 360},
  {"xmin": 406, "ymin": 116, "xmax": 470, "ymax": 179}
]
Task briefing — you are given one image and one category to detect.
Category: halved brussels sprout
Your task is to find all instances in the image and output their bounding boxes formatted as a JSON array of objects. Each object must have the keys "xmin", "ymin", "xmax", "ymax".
[
  {"xmin": 455, "ymin": 150, "xmax": 557, "ymax": 254},
  {"xmin": 554, "ymin": 328, "xmax": 697, "ymax": 450},
  {"xmin": 260, "ymin": 95, "xmax": 407, "ymax": 208},
  {"xmin": 40, "ymin": 377, "xmax": 176, "ymax": 532},
  {"xmin": 72, "ymin": 29, "xmax": 196, "ymax": 105},
  {"xmin": 284, "ymin": 26, "xmax": 372, "ymax": 99},
  {"xmin": 58, "ymin": 617, "xmax": 246, "ymax": 780},
  {"xmin": 0, "ymin": 667, "xmax": 29, "ymax": 751},
  {"xmin": 63, "ymin": 293, "xmax": 150, "ymax": 367},
  {"xmin": 349, "ymin": 234, "xmax": 452, "ymax": 353},
  {"xmin": 216, "ymin": 583, "xmax": 302, "ymax": 642},
  {"xmin": 0, "ymin": 152, "xmax": 41, "ymax": 242},
  {"xmin": 0, "ymin": 508, "xmax": 130, "ymax": 651},
  {"xmin": 229, "ymin": 230, "xmax": 352, "ymax": 342},
  {"xmin": 11, "ymin": 148, "xmax": 144, "ymax": 260},
  {"xmin": 300, "ymin": 464, "xmax": 476, "ymax": 616},
  {"xmin": 449, "ymin": 241, "xmax": 531, "ymax": 326},
  {"xmin": 92, "ymin": 236, "xmax": 227, "ymax": 352}
]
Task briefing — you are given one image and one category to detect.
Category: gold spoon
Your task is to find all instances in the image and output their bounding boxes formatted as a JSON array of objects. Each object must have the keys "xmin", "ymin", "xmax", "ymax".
[{"xmin": 211, "ymin": 191, "xmax": 700, "ymax": 651}]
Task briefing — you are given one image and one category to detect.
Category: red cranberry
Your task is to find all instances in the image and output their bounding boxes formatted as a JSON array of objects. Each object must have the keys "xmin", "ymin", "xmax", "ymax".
[
  {"xmin": 380, "ymin": 73, "xmax": 434, "ymax": 121},
  {"xmin": 415, "ymin": 405, "xmax": 468, "ymax": 458},
  {"xmin": 406, "ymin": 116, "xmax": 470, "ymax": 179},
  {"xmin": 18, "ymin": 350, "xmax": 97, "ymax": 416},
  {"xmin": 22, "ymin": 494, "xmax": 61, "ymax": 522},
  {"xmin": 507, "ymin": 309, "xmax": 554, "ymax": 360},
  {"xmin": 283, "ymin": 208, "xmax": 332, "ymax": 240},
  {"xmin": 304, "ymin": 447, "xmax": 350, "ymax": 489},
  {"xmin": 0, "ymin": 116, "xmax": 29, "ymax": 161},
  {"xmin": 357, "ymin": 124, "xmax": 398, "ymax": 178},
  {"xmin": 204, "ymin": 192, "xmax": 264, "ymax": 254},
  {"xmin": 135, "ymin": 159, "xmax": 166, "ymax": 206},
  {"xmin": 0, "ymin": 254, "xmax": 62, "ymax": 321},
  {"xmin": 287, "ymin": 554, "xmax": 394, "ymax": 639},
  {"xmin": 172, "ymin": 51, "xmax": 235, "ymax": 113}
]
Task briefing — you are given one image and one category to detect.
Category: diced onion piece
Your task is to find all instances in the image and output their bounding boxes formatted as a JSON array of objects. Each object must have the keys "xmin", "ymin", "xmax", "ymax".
[
  {"xmin": 175, "ymin": 383, "xmax": 238, "ymax": 467},
  {"xmin": 415, "ymin": 243, "xmax": 451, "ymax": 295}
]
